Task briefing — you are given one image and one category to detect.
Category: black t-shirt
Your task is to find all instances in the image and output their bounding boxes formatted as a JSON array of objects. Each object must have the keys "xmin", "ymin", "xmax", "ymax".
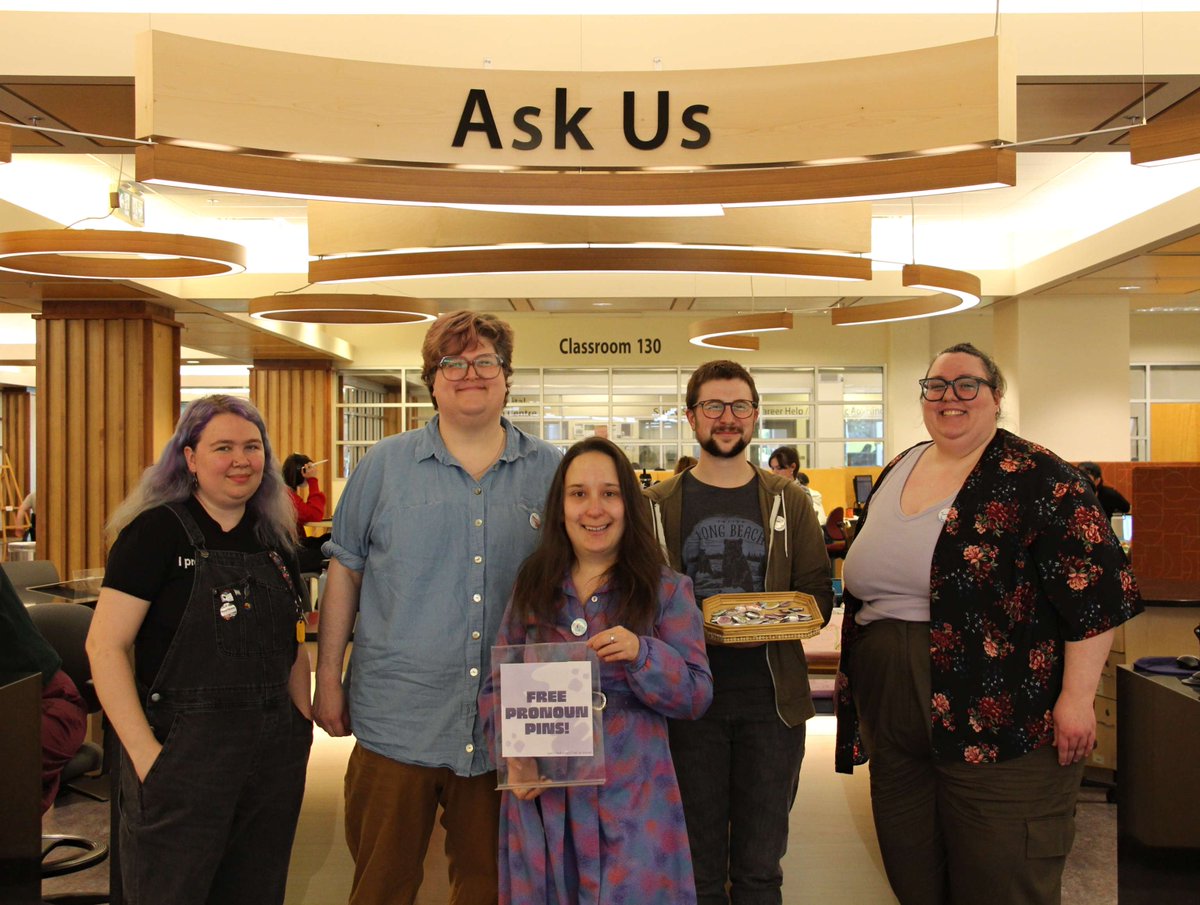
[
  {"xmin": 679, "ymin": 471, "xmax": 774, "ymax": 714},
  {"xmin": 103, "ymin": 496, "xmax": 301, "ymax": 689}
]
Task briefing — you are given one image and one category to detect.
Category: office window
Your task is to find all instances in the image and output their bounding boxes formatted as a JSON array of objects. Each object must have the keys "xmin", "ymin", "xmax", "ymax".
[
  {"xmin": 1149, "ymin": 365, "xmax": 1200, "ymax": 399},
  {"xmin": 335, "ymin": 372, "xmax": 433, "ymax": 476},
  {"xmin": 503, "ymin": 369, "xmax": 544, "ymax": 439},
  {"xmin": 1130, "ymin": 364, "xmax": 1200, "ymax": 461},
  {"xmin": 612, "ymin": 369, "xmax": 682, "ymax": 471}
]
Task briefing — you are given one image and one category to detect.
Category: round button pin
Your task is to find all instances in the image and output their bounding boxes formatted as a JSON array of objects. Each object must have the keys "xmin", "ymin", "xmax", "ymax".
[
  {"xmin": 570, "ymin": 617, "xmax": 587, "ymax": 637},
  {"xmin": 530, "ymin": 512, "xmax": 542, "ymax": 530}
]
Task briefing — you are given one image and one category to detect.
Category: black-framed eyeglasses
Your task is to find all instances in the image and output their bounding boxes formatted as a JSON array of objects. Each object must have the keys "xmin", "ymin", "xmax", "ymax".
[
  {"xmin": 918, "ymin": 376, "xmax": 996, "ymax": 402},
  {"xmin": 693, "ymin": 399, "xmax": 758, "ymax": 419},
  {"xmin": 437, "ymin": 354, "xmax": 505, "ymax": 381}
]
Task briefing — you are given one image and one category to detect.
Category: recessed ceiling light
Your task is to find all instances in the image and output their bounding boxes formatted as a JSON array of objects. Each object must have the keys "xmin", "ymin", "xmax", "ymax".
[
  {"xmin": 593, "ymin": 301, "xmax": 613, "ymax": 307},
  {"xmin": 1119, "ymin": 285, "xmax": 1142, "ymax": 291}
]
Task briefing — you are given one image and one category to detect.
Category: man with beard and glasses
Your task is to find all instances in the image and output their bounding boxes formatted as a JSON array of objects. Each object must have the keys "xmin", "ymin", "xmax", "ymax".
[{"xmin": 644, "ymin": 360, "xmax": 832, "ymax": 905}]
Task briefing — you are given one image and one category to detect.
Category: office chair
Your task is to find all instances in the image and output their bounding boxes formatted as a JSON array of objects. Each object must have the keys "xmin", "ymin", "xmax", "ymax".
[
  {"xmin": 2, "ymin": 559, "xmax": 62, "ymax": 605},
  {"xmin": 28, "ymin": 603, "xmax": 110, "ymax": 904}
]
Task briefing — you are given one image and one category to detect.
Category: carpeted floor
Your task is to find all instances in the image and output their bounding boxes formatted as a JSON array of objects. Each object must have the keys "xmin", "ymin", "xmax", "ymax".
[{"xmin": 40, "ymin": 718, "xmax": 1119, "ymax": 905}]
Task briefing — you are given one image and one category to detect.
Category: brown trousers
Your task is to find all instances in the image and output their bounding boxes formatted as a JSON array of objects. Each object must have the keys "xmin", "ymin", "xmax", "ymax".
[
  {"xmin": 343, "ymin": 743, "xmax": 500, "ymax": 905},
  {"xmin": 851, "ymin": 620, "xmax": 1085, "ymax": 905}
]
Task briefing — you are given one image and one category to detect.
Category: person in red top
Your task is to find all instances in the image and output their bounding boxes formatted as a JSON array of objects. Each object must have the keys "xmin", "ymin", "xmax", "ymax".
[
  {"xmin": 283, "ymin": 453, "xmax": 328, "ymax": 572},
  {"xmin": 283, "ymin": 453, "xmax": 326, "ymax": 532}
]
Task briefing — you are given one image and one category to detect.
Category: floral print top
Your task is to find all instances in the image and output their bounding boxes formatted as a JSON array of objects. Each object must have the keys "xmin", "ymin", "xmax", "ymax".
[{"xmin": 835, "ymin": 429, "xmax": 1143, "ymax": 772}]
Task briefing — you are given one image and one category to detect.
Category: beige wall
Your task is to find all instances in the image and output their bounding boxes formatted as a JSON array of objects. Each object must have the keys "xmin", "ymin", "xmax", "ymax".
[
  {"xmin": 995, "ymin": 296, "xmax": 1130, "ymax": 460},
  {"xmin": 1130, "ymin": 313, "xmax": 1200, "ymax": 364}
]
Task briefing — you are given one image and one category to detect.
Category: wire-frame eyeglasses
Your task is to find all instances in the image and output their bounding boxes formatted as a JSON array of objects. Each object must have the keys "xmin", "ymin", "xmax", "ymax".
[{"xmin": 438, "ymin": 354, "xmax": 505, "ymax": 381}]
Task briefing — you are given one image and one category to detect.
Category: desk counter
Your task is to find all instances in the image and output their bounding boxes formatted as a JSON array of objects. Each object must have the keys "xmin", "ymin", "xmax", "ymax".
[
  {"xmin": 1116, "ymin": 667, "xmax": 1200, "ymax": 903},
  {"xmin": 1089, "ymin": 576, "xmax": 1199, "ymax": 772}
]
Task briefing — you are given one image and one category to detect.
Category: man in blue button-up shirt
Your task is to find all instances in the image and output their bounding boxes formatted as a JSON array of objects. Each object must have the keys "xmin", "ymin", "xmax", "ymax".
[{"xmin": 315, "ymin": 311, "xmax": 560, "ymax": 905}]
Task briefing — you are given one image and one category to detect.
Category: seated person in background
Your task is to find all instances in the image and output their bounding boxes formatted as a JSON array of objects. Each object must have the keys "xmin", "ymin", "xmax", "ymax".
[
  {"xmin": 0, "ymin": 569, "xmax": 87, "ymax": 812},
  {"xmin": 768, "ymin": 445, "xmax": 829, "ymax": 525},
  {"xmin": 1078, "ymin": 461, "xmax": 1130, "ymax": 518},
  {"xmin": 675, "ymin": 454, "xmax": 698, "ymax": 474},
  {"xmin": 283, "ymin": 453, "xmax": 326, "ymax": 532},
  {"xmin": 16, "ymin": 489, "xmax": 35, "ymax": 540},
  {"xmin": 283, "ymin": 453, "xmax": 329, "ymax": 573},
  {"xmin": 797, "ymin": 471, "xmax": 827, "ymax": 525}
]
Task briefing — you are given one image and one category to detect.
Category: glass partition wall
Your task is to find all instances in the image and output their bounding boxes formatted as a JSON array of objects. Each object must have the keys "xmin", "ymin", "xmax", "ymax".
[
  {"xmin": 1129, "ymin": 363, "xmax": 1200, "ymax": 461},
  {"xmin": 335, "ymin": 366, "xmax": 885, "ymax": 477}
]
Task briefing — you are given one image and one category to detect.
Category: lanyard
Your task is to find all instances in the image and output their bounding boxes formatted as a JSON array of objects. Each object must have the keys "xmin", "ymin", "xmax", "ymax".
[{"xmin": 267, "ymin": 550, "xmax": 308, "ymax": 643}]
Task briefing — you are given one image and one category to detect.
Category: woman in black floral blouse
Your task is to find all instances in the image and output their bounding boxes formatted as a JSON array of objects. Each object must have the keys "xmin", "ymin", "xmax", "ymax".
[{"xmin": 834, "ymin": 342, "xmax": 1141, "ymax": 905}]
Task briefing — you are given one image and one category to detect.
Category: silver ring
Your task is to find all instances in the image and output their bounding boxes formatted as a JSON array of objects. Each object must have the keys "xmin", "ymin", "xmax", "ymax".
[{"xmin": 609, "ymin": 633, "xmax": 616, "ymax": 644}]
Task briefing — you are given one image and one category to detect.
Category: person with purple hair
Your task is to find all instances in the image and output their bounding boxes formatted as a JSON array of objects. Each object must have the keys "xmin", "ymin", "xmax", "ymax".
[{"xmin": 87, "ymin": 394, "xmax": 313, "ymax": 905}]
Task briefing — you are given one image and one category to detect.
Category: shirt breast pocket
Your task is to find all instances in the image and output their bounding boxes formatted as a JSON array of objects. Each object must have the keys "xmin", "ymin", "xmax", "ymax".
[{"xmin": 492, "ymin": 499, "xmax": 544, "ymax": 567}]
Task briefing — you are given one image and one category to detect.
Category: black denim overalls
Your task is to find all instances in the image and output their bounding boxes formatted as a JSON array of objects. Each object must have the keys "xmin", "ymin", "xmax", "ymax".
[{"xmin": 118, "ymin": 503, "xmax": 312, "ymax": 905}]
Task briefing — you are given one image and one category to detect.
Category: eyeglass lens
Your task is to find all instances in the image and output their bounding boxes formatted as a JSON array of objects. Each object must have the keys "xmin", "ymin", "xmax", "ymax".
[
  {"xmin": 440, "ymin": 355, "xmax": 503, "ymax": 380},
  {"xmin": 697, "ymin": 400, "xmax": 755, "ymax": 418},
  {"xmin": 921, "ymin": 378, "xmax": 983, "ymax": 401}
]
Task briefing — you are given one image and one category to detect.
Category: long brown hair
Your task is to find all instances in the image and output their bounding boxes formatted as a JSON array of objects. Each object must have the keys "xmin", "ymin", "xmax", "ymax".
[{"xmin": 509, "ymin": 437, "xmax": 665, "ymax": 636}]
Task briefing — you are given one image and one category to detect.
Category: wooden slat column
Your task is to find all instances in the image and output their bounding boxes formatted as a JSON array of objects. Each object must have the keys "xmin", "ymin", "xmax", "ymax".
[
  {"xmin": 384, "ymin": 386, "xmax": 403, "ymax": 439},
  {"xmin": 249, "ymin": 360, "xmax": 335, "ymax": 485},
  {"xmin": 1, "ymin": 386, "xmax": 33, "ymax": 495},
  {"xmin": 36, "ymin": 300, "xmax": 181, "ymax": 576}
]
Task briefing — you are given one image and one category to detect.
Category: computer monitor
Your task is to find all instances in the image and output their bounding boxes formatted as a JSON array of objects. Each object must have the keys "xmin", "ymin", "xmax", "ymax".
[
  {"xmin": 1110, "ymin": 514, "xmax": 1133, "ymax": 545},
  {"xmin": 853, "ymin": 474, "xmax": 874, "ymax": 508}
]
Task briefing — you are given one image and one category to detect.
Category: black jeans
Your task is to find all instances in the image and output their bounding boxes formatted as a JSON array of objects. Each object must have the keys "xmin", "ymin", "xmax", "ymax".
[{"xmin": 669, "ymin": 711, "xmax": 806, "ymax": 905}]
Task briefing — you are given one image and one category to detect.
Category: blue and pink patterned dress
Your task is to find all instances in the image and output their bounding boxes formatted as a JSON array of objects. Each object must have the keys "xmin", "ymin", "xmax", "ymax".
[{"xmin": 481, "ymin": 566, "xmax": 713, "ymax": 904}]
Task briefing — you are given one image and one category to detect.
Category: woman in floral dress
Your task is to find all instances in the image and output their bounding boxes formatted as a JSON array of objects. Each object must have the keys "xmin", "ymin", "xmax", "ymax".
[
  {"xmin": 835, "ymin": 343, "xmax": 1142, "ymax": 905},
  {"xmin": 481, "ymin": 436, "xmax": 712, "ymax": 904}
]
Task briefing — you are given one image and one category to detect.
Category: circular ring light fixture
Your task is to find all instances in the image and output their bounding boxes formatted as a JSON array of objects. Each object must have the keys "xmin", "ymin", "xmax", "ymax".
[
  {"xmin": 689, "ymin": 312, "xmax": 795, "ymax": 351},
  {"xmin": 248, "ymin": 293, "xmax": 439, "ymax": 325},
  {"xmin": 831, "ymin": 264, "xmax": 980, "ymax": 326},
  {"xmin": 310, "ymin": 247, "xmax": 873, "ymax": 283},
  {"xmin": 0, "ymin": 229, "xmax": 246, "ymax": 279}
]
